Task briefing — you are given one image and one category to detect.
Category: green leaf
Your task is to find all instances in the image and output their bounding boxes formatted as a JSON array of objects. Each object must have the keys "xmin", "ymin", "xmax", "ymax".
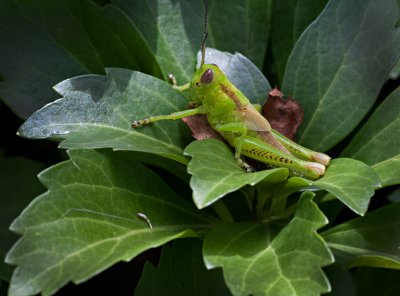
[
  {"xmin": 111, "ymin": 0, "xmax": 271, "ymax": 82},
  {"xmin": 203, "ymin": 192, "xmax": 333, "ymax": 296},
  {"xmin": 184, "ymin": 139, "xmax": 288, "ymax": 209},
  {"xmin": 283, "ymin": 0, "xmax": 400, "ymax": 151},
  {"xmin": 199, "ymin": 48, "xmax": 271, "ymax": 105},
  {"xmin": 270, "ymin": 0, "xmax": 327, "ymax": 84},
  {"xmin": 322, "ymin": 202, "xmax": 400, "ymax": 270},
  {"xmin": 341, "ymin": 86, "xmax": 400, "ymax": 165},
  {"xmin": 0, "ymin": 152, "xmax": 45, "ymax": 282},
  {"xmin": 313, "ymin": 158, "xmax": 380, "ymax": 215},
  {"xmin": 134, "ymin": 238, "xmax": 230, "ymax": 296},
  {"xmin": 207, "ymin": 0, "xmax": 272, "ymax": 68},
  {"xmin": 6, "ymin": 149, "xmax": 216, "ymax": 296},
  {"xmin": 389, "ymin": 56, "xmax": 400, "ymax": 80},
  {"xmin": 372, "ymin": 154, "xmax": 400, "ymax": 188},
  {"xmin": 110, "ymin": 0, "xmax": 202, "ymax": 83},
  {"xmin": 0, "ymin": 0, "xmax": 161, "ymax": 119},
  {"xmin": 18, "ymin": 68, "xmax": 192, "ymax": 164}
]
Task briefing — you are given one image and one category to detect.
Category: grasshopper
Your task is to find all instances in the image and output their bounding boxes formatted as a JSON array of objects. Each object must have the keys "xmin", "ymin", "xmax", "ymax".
[{"xmin": 131, "ymin": 3, "xmax": 330, "ymax": 180}]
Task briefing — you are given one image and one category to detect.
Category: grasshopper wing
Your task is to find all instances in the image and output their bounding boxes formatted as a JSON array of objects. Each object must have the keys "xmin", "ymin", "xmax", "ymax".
[{"xmin": 240, "ymin": 104, "xmax": 271, "ymax": 131}]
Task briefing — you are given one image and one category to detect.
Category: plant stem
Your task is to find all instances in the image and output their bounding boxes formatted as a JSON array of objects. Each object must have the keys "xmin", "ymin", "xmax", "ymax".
[{"xmin": 212, "ymin": 200, "xmax": 234, "ymax": 222}]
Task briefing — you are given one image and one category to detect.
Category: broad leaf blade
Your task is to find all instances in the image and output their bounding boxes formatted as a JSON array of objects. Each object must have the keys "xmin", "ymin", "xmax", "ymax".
[
  {"xmin": 207, "ymin": 0, "xmax": 272, "ymax": 68},
  {"xmin": 199, "ymin": 48, "xmax": 272, "ymax": 105},
  {"xmin": 0, "ymin": 0, "xmax": 161, "ymax": 119},
  {"xmin": 341, "ymin": 86, "xmax": 400, "ymax": 165},
  {"xmin": 0, "ymin": 152, "xmax": 45, "ymax": 282},
  {"xmin": 283, "ymin": 0, "xmax": 400, "ymax": 151},
  {"xmin": 203, "ymin": 192, "xmax": 333, "ymax": 296},
  {"xmin": 112, "ymin": 0, "xmax": 271, "ymax": 82},
  {"xmin": 313, "ymin": 158, "xmax": 380, "ymax": 215},
  {"xmin": 6, "ymin": 149, "xmax": 216, "ymax": 296},
  {"xmin": 184, "ymin": 139, "xmax": 288, "ymax": 209},
  {"xmin": 270, "ymin": 0, "xmax": 327, "ymax": 84},
  {"xmin": 322, "ymin": 202, "xmax": 400, "ymax": 269},
  {"xmin": 134, "ymin": 239, "xmax": 230, "ymax": 296},
  {"xmin": 372, "ymin": 154, "xmax": 400, "ymax": 188},
  {"xmin": 18, "ymin": 68, "xmax": 191, "ymax": 164}
]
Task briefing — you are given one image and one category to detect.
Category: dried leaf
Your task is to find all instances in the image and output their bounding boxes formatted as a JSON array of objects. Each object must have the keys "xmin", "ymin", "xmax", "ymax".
[{"xmin": 263, "ymin": 87, "xmax": 304, "ymax": 140}]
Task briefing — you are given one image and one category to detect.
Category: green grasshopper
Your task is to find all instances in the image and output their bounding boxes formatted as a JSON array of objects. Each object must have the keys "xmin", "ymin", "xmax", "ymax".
[{"xmin": 131, "ymin": 4, "xmax": 330, "ymax": 180}]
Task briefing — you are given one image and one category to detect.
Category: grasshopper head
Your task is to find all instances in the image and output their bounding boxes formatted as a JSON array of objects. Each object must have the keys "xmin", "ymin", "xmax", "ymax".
[{"xmin": 189, "ymin": 64, "xmax": 223, "ymax": 106}]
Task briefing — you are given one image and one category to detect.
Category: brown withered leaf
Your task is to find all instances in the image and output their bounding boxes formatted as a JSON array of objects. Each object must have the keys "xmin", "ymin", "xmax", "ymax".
[
  {"xmin": 262, "ymin": 87, "xmax": 304, "ymax": 141},
  {"xmin": 182, "ymin": 114, "xmax": 223, "ymax": 141}
]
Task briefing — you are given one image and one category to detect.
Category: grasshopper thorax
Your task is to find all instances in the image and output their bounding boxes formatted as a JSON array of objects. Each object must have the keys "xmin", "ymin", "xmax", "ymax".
[{"xmin": 189, "ymin": 64, "xmax": 224, "ymax": 106}]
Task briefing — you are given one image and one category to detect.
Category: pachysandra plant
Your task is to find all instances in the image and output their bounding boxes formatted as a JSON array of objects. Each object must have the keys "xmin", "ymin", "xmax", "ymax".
[{"xmin": 1, "ymin": 0, "xmax": 400, "ymax": 295}]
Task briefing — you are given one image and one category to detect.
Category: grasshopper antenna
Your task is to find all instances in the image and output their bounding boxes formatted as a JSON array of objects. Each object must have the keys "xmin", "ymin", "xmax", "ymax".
[{"xmin": 200, "ymin": 0, "xmax": 208, "ymax": 66}]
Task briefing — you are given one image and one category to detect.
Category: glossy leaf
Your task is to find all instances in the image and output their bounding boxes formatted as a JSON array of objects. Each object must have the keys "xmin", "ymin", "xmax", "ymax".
[
  {"xmin": 313, "ymin": 158, "xmax": 380, "ymax": 215},
  {"xmin": 198, "ymin": 48, "xmax": 271, "ymax": 105},
  {"xmin": 184, "ymin": 139, "xmax": 288, "ymax": 209},
  {"xmin": 203, "ymin": 192, "xmax": 333, "ymax": 296},
  {"xmin": 0, "ymin": 0, "xmax": 161, "ymax": 119},
  {"xmin": 322, "ymin": 202, "xmax": 400, "ymax": 269},
  {"xmin": 341, "ymin": 86, "xmax": 400, "ymax": 165},
  {"xmin": 0, "ymin": 153, "xmax": 45, "ymax": 282},
  {"xmin": 18, "ymin": 69, "xmax": 192, "ymax": 164},
  {"xmin": 283, "ymin": 0, "xmax": 400, "ymax": 151},
  {"xmin": 111, "ymin": 0, "xmax": 271, "ymax": 82},
  {"xmin": 134, "ymin": 239, "xmax": 230, "ymax": 296},
  {"xmin": 6, "ymin": 149, "xmax": 216, "ymax": 296},
  {"xmin": 207, "ymin": 0, "xmax": 272, "ymax": 68},
  {"xmin": 372, "ymin": 154, "xmax": 400, "ymax": 188},
  {"xmin": 270, "ymin": 0, "xmax": 327, "ymax": 84}
]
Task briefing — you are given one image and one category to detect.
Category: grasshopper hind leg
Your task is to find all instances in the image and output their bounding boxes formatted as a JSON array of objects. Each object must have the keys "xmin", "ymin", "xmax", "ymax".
[{"xmin": 237, "ymin": 136, "xmax": 326, "ymax": 180}]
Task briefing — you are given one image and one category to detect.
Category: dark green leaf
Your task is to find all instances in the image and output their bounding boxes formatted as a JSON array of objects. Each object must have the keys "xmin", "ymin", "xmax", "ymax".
[
  {"xmin": 389, "ymin": 57, "xmax": 400, "ymax": 80},
  {"xmin": 111, "ymin": 0, "xmax": 271, "ymax": 82},
  {"xmin": 134, "ymin": 238, "xmax": 230, "ymax": 296},
  {"xmin": 207, "ymin": 0, "xmax": 272, "ymax": 68},
  {"xmin": 324, "ymin": 265, "xmax": 356, "ymax": 296},
  {"xmin": 184, "ymin": 139, "xmax": 288, "ymax": 209},
  {"xmin": 199, "ymin": 48, "xmax": 271, "ymax": 105},
  {"xmin": 270, "ymin": 0, "xmax": 327, "ymax": 84},
  {"xmin": 313, "ymin": 158, "xmax": 381, "ymax": 215},
  {"xmin": 203, "ymin": 192, "xmax": 333, "ymax": 296},
  {"xmin": 283, "ymin": 0, "xmax": 400, "ymax": 151},
  {"xmin": 0, "ymin": 152, "xmax": 45, "ymax": 282},
  {"xmin": 341, "ymin": 86, "xmax": 400, "ymax": 165},
  {"xmin": 322, "ymin": 202, "xmax": 400, "ymax": 269},
  {"xmin": 18, "ymin": 68, "xmax": 192, "ymax": 164},
  {"xmin": 0, "ymin": 0, "xmax": 161, "ymax": 119},
  {"xmin": 372, "ymin": 154, "xmax": 400, "ymax": 188},
  {"xmin": 6, "ymin": 149, "xmax": 216, "ymax": 296}
]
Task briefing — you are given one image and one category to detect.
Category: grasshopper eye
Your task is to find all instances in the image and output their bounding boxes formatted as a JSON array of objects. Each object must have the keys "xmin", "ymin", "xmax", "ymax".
[{"xmin": 200, "ymin": 69, "xmax": 214, "ymax": 84}]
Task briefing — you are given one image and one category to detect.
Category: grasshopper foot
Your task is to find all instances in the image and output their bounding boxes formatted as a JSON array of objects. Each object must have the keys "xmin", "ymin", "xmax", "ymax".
[
  {"xmin": 131, "ymin": 119, "xmax": 149, "ymax": 128},
  {"xmin": 237, "ymin": 158, "xmax": 255, "ymax": 173}
]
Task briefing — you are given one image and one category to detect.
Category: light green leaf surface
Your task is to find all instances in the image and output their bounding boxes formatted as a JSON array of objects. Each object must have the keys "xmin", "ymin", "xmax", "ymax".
[
  {"xmin": 270, "ymin": 0, "xmax": 327, "ymax": 84},
  {"xmin": 341, "ymin": 86, "xmax": 400, "ymax": 165},
  {"xmin": 322, "ymin": 202, "xmax": 400, "ymax": 269},
  {"xmin": 0, "ymin": 152, "xmax": 45, "ymax": 282},
  {"xmin": 199, "ymin": 48, "xmax": 271, "ymax": 105},
  {"xmin": 0, "ymin": 0, "xmax": 161, "ymax": 119},
  {"xmin": 134, "ymin": 238, "xmax": 230, "ymax": 296},
  {"xmin": 184, "ymin": 139, "xmax": 288, "ymax": 209},
  {"xmin": 283, "ymin": 0, "xmax": 400, "ymax": 151},
  {"xmin": 203, "ymin": 192, "xmax": 333, "ymax": 296},
  {"xmin": 6, "ymin": 150, "xmax": 216, "ymax": 296},
  {"xmin": 372, "ymin": 154, "xmax": 400, "ymax": 188},
  {"xmin": 313, "ymin": 158, "xmax": 380, "ymax": 215},
  {"xmin": 18, "ymin": 68, "xmax": 192, "ymax": 164}
]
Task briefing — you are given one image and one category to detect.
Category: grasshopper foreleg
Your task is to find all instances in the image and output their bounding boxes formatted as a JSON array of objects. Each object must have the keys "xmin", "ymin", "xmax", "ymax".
[{"xmin": 131, "ymin": 106, "xmax": 206, "ymax": 128}]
